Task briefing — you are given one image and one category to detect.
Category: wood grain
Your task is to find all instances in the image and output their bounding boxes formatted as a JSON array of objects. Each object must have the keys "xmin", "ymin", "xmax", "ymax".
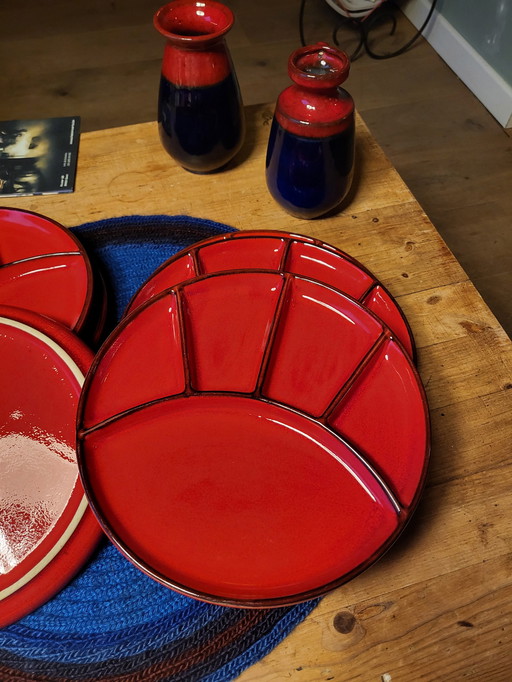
[{"xmin": 2, "ymin": 103, "xmax": 511, "ymax": 680}]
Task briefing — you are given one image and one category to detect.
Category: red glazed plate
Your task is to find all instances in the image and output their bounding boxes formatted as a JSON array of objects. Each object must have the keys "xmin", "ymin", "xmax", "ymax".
[
  {"xmin": 0, "ymin": 207, "xmax": 97, "ymax": 337},
  {"xmin": 0, "ymin": 306, "xmax": 102, "ymax": 627},
  {"xmin": 125, "ymin": 229, "xmax": 416, "ymax": 360},
  {"xmin": 78, "ymin": 271, "xmax": 429, "ymax": 607}
]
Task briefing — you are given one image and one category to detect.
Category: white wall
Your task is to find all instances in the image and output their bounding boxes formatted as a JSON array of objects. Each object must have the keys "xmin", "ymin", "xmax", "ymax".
[{"xmin": 400, "ymin": 0, "xmax": 512, "ymax": 127}]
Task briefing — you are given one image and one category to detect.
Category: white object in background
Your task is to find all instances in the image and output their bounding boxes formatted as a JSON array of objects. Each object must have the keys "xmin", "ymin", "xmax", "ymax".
[
  {"xmin": 401, "ymin": 0, "xmax": 512, "ymax": 127},
  {"xmin": 323, "ymin": 0, "xmax": 387, "ymax": 20}
]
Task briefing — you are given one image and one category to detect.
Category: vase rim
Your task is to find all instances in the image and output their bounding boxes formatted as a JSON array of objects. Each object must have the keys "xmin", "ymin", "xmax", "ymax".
[
  {"xmin": 154, "ymin": 0, "xmax": 234, "ymax": 44},
  {"xmin": 288, "ymin": 43, "xmax": 350, "ymax": 89}
]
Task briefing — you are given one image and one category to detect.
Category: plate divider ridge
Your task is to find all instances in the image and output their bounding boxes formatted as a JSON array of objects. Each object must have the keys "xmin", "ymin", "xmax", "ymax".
[
  {"xmin": 254, "ymin": 273, "xmax": 291, "ymax": 398},
  {"xmin": 321, "ymin": 330, "xmax": 388, "ymax": 424}
]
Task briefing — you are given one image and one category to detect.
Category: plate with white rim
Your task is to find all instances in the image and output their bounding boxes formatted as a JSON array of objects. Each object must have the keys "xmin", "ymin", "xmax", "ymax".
[{"xmin": 0, "ymin": 305, "xmax": 102, "ymax": 627}]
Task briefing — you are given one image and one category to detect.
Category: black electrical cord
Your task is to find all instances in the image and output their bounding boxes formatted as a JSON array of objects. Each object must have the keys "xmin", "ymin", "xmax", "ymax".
[
  {"xmin": 363, "ymin": 0, "xmax": 439, "ymax": 59},
  {"xmin": 299, "ymin": 0, "xmax": 377, "ymax": 48},
  {"xmin": 299, "ymin": 0, "xmax": 308, "ymax": 47},
  {"xmin": 332, "ymin": 19, "xmax": 365, "ymax": 61},
  {"xmin": 299, "ymin": 0, "xmax": 439, "ymax": 61}
]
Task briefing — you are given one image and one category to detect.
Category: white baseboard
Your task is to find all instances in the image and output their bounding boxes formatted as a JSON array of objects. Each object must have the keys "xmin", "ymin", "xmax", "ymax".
[{"xmin": 400, "ymin": 0, "xmax": 512, "ymax": 127}]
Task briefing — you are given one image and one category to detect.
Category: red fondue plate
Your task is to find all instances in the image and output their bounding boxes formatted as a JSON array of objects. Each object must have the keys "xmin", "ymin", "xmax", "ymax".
[
  {"xmin": 78, "ymin": 271, "xmax": 429, "ymax": 607},
  {"xmin": 0, "ymin": 306, "xmax": 101, "ymax": 627},
  {"xmin": 125, "ymin": 229, "xmax": 415, "ymax": 360},
  {"xmin": 0, "ymin": 207, "xmax": 96, "ymax": 336}
]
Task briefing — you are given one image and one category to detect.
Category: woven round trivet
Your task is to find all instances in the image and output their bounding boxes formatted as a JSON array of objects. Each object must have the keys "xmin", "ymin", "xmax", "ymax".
[{"xmin": 0, "ymin": 214, "xmax": 320, "ymax": 682}]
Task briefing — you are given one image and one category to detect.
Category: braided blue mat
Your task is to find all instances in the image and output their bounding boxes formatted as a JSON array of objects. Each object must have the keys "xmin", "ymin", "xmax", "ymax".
[{"xmin": 0, "ymin": 214, "xmax": 320, "ymax": 682}]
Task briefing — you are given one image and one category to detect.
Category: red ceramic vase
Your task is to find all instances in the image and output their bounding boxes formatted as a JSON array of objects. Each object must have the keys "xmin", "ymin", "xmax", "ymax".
[
  {"xmin": 154, "ymin": 0, "xmax": 245, "ymax": 173},
  {"xmin": 266, "ymin": 43, "xmax": 355, "ymax": 219}
]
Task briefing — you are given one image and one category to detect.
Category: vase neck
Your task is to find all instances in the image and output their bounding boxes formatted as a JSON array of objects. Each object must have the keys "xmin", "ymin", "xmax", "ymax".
[{"xmin": 161, "ymin": 40, "xmax": 232, "ymax": 87}]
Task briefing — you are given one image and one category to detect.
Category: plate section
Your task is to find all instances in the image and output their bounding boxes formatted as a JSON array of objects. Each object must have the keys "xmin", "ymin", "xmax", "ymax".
[{"xmin": 125, "ymin": 230, "xmax": 415, "ymax": 360}]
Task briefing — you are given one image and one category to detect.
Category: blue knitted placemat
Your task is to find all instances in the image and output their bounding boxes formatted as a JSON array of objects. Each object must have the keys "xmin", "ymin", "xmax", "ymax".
[{"xmin": 0, "ymin": 214, "xmax": 320, "ymax": 682}]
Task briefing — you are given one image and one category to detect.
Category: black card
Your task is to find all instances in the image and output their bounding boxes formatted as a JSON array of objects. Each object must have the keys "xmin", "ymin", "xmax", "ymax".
[{"xmin": 0, "ymin": 116, "xmax": 80, "ymax": 197}]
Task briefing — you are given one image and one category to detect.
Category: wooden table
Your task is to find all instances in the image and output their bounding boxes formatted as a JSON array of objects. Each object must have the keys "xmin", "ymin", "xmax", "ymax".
[{"xmin": 5, "ymin": 105, "xmax": 512, "ymax": 681}]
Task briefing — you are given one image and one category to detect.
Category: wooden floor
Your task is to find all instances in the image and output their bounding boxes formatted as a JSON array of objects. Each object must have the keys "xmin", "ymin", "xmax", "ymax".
[{"xmin": 1, "ymin": 0, "xmax": 511, "ymax": 336}]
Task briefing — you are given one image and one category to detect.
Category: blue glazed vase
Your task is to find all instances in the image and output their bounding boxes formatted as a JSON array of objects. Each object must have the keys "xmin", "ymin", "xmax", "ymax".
[
  {"xmin": 154, "ymin": 0, "xmax": 245, "ymax": 173},
  {"xmin": 266, "ymin": 43, "xmax": 355, "ymax": 219}
]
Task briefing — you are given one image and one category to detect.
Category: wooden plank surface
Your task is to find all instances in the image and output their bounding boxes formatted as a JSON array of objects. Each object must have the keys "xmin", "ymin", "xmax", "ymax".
[
  {"xmin": 2, "ymin": 0, "xmax": 511, "ymax": 339},
  {"xmin": 3, "ymin": 104, "xmax": 512, "ymax": 681}
]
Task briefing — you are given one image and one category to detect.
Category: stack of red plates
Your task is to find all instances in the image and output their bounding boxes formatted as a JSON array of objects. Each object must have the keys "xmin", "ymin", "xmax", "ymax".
[
  {"xmin": 0, "ymin": 208, "xmax": 105, "ymax": 626},
  {"xmin": 76, "ymin": 230, "xmax": 430, "ymax": 608}
]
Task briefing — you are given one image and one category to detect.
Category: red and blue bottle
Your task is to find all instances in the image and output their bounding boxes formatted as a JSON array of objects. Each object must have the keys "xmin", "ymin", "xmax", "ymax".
[
  {"xmin": 154, "ymin": 0, "xmax": 245, "ymax": 173},
  {"xmin": 266, "ymin": 43, "xmax": 355, "ymax": 219}
]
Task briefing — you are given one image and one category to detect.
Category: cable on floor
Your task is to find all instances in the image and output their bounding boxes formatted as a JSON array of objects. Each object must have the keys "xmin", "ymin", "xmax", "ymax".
[{"xmin": 299, "ymin": 0, "xmax": 439, "ymax": 61}]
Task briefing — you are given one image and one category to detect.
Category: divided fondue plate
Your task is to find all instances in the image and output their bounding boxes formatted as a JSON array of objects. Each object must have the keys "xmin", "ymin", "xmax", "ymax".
[
  {"xmin": 78, "ymin": 270, "xmax": 429, "ymax": 607},
  {"xmin": 0, "ymin": 306, "xmax": 102, "ymax": 627},
  {"xmin": 0, "ymin": 207, "xmax": 102, "ymax": 340},
  {"xmin": 125, "ymin": 229, "xmax": 415, "ymax": 360}
]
